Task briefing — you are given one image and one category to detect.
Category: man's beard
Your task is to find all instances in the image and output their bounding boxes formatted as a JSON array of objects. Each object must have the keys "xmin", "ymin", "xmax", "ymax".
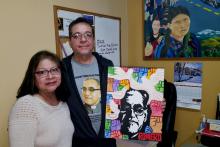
[{"xmin": 127, "ymin": 121, "xmax": 139, "ymax": 133}]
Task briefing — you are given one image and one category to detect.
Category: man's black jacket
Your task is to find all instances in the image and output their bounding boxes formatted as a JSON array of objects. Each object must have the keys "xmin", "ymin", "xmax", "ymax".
[{"xmin": 62, "ymin": 52, "xmax": 116, "ymax": 147}]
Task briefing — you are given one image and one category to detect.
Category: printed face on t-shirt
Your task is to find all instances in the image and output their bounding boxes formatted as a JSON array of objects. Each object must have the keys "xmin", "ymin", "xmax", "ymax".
[{"xmin": 82, "ymin": 78, "xmax": 101, "ymax": 106}]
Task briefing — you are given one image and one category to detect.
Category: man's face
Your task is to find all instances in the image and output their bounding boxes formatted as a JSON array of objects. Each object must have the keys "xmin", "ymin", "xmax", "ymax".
[
  {"xmin": 120, "ymin": 91, "xmax": 148, "ymax": 135},
  {"xmin": 169, "ymin": 14, "xmax": 190, "ymax": 41},
  {"xmin": 82, "ymin": 79, "xmax": 100, "ymax": 106},
  {"xmin": 69, "ymin": 22, "xmax": 94, "ymax": 56}
]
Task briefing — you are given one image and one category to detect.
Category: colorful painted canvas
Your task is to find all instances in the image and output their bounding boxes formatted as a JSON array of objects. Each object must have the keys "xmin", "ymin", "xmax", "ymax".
[
  {"xmin": 104, "ymin": 67, "xmax": 164, "ymax": 141},
  {"xmin": 144, "ymin": 0, "xmax": 220, "ymax": 59}
]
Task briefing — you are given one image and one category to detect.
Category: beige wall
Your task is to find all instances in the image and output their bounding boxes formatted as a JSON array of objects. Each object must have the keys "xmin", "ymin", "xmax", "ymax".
[
  {"xmin": 0, "ymin": 0, "xmax": 127, "ymax": 147},
  {"xmin": 1, "ymin": 0, "xmax": 220, "ymax": 147},
  {"xmin": 127, "ymin": 0, "xmax": 220, "ymax": 146}
]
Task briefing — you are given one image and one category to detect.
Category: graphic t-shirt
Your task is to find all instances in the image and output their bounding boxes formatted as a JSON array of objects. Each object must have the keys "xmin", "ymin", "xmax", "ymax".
[{"xmin": 71, "ymin": 58, "xmax": 101, "ymax": 134}]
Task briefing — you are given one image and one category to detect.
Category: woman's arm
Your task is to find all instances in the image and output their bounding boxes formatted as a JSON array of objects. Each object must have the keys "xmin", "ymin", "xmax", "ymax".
[{"xmin": 8, "ymin": 96, "xmax": 38, "ymax": 147}]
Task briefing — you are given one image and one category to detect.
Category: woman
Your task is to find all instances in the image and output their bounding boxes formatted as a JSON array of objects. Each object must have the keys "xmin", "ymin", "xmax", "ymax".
[
  {"xmin": 154, "ymin": 6, "xmax": 201, "ymax": 58},
  {"xmin": 8, "ymin": 50, "xmax": 74, "ymax": 147}
]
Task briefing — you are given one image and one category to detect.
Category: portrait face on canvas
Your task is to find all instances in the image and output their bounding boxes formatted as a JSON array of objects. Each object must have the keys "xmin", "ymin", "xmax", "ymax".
[
  {"xmin": 169, "ymin": 13, "xmax": 190, "ymax": 41},
  {"xmin": 119, "ymin": 88, "xmax": 151, "ymax": 139},
  {"xmin": 152, "ymin": 19, "xmax": 161, "ymax": 35}
]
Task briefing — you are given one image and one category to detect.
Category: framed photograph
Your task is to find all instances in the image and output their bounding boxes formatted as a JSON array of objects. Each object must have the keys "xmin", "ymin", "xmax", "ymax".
[
  {"xmin": 54, "ymin": 6, "xmax": 121, "ymax": 66},
  {"xmin": 143, "ymin": 0, "xmax": 220, "ymax": 60}
]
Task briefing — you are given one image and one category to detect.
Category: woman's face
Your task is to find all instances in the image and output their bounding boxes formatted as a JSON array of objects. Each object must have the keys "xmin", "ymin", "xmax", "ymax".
[
  {"xmin": 169, "ymin": 14, "xmax": 190, "ymax": 41},
  {"xmin": 34, "ymin": 59, "xmax": 61, "ymax": 95},
  {"xmin": 152, "ymin": 19, "xmax": 160, "ymax": 34}
]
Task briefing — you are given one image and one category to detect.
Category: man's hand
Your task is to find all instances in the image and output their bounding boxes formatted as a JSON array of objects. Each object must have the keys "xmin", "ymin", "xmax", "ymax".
[{"xmin": 161, "ymin": 99, "xmax": 166, "ymax": 112}]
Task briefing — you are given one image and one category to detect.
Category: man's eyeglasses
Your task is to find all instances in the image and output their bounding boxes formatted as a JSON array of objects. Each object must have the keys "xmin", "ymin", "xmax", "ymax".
[
  {"xmin": 121, "ymin": 104, "xmax": 146, "ymax": 116},
  {"xmin": 71, "ymin": 32, "xmax": 93, "ymax": 40},
  {"xmin": 82, "ymin": 87, "xmax": 100, "ymax": 93},
  {"xmin": 35, "ymin": 67, "xmax": 60, "ymax": 78}
]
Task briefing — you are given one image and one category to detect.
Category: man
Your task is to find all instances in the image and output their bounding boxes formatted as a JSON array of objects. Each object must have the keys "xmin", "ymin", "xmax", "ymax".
[
  {"xmin": 63, "ymin": 17, "xmax": 115, "ymax": 147},
  {"xmin": 119, "ymin": 88, "xmax": 152, "ymax": 139}
]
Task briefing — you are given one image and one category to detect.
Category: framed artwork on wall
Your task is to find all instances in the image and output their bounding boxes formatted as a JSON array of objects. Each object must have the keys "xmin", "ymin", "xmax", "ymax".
[
  {"xmin": 174, "ymin": 62, "xmax": 202, "ymax": 110},
  {"xmin": 53, "ymin": 6, "xmax": 121, "ymax": 66},
  {"xmin": 143, "ymin": 0, "xmax": 220, "ymax": 60}
]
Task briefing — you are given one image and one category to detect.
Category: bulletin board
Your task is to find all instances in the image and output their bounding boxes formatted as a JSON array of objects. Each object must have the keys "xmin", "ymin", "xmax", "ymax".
[{"xmin": 53, "ymin": 6, "xmax": 121, "ymax": 66}]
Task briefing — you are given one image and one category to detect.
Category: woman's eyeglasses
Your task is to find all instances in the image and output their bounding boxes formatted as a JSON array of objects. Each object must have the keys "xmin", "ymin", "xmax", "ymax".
[{"xmin": 35, "ymin": 67, "xmax": 60, "ymax": 78}]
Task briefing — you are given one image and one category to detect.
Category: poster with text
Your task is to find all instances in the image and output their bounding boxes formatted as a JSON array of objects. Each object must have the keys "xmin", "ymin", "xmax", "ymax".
[
  {"xmin": 105, "ymin": 67, "xmax": 164, "ymax": 141},
  {"xmin": 174, "ymin": 62, "xmax": 203, "ymax": 110}
]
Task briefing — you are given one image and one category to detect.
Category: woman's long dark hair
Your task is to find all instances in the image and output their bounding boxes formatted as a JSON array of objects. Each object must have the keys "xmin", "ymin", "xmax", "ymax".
[{"xmin": 17, "ymin": 50, "xmax": 70, "ymax": 101}]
